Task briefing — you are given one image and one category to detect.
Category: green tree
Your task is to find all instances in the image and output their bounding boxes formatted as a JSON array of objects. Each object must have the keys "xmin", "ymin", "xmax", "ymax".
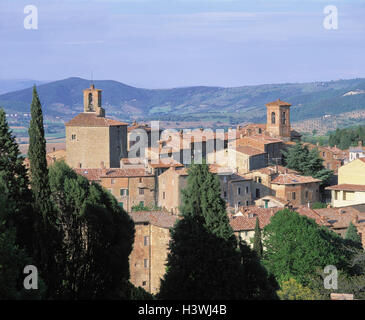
[
  {"xmin": 48, "ymin": 161, "xmax": 135, "ymax": 299},
  {"xmin": 0, "ymin": 189, "xmax": 46, "ymax": 300},
  {"xmin": 282, "ymin": 142, "xmax": 333, "ymax": 186},
  {"xmin": 345, "ymin": 222, "xmax": 362, "ymax": 245},
  {"xmin": 277, "ymin": 278, "xmax": 321, "ymax": 300},
  {"xmin": 0, "ymin": 108, "xmax": 34, "ymax": 253},
  {"xmin": 28, "ymin": 86, "xmax": 63, "ymax": 298},
  {"xmin": 253, "ymin": 217, "xmax": 263, "ymax": 258},
  {"xmin": 263, "ymin": 209, "xmax": 353, "ymax": 286},
  {"xmin": 158, "ymin": 163, "xmax": 278, "ymax": 300},
  {"xmin": 311, "ymin": 202, "xmax": 328, "ymax": 209}
]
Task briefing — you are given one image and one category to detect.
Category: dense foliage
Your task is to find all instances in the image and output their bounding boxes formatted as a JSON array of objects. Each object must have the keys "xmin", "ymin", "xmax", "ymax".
[
  {"xmin": 329, "ymin": 126, "xmax": 365, "ymax": 150},
  {"xmin": 262, "ymin": 209, "xmax": 356, "ymax": 286},
  {"xmin": 282, "ymin": 142, "xmax": 333, "ymax": 186}
]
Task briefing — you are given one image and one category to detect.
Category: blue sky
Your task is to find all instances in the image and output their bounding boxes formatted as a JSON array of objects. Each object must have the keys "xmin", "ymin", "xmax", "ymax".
[{"xmin": 0, "ymin": 0, "xmax": 364, "ymax": 88}]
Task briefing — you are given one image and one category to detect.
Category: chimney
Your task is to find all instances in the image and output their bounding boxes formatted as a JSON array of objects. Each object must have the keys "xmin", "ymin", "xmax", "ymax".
[
  {"xmin": 352, "ymin": 214, "xmax": 359, "ymax": 225},
  {"xmin": 53, "ymin": 147, "xmax": 56, "ymax": 152},
  {"xmin": 359, "ymin": 141, "xmax": 363, "ymax": 147},
  {"xmin": 100, "ymin": 161, "xmax": 105, "ymax": 169},
  {"xmin": 307, "ymin": 202, "xmax": 311, "ymax": 208},
  {"xmin": 275, "ymin": 165, "xmax": 278, "ymax": 174},
  {"xmin": 327, "ymin": 204, "xmax": 331, "ymax": 208},
  {"xmin": 236, "ymin": 125, "xmax": 241, "ymax": 131},
  {"xmin": 284, "ymin": 168, "xmax": 288, "ymax": 174}
]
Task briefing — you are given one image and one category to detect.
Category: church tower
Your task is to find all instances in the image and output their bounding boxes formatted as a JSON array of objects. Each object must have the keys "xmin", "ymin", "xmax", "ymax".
[
  {"xmin": 65, "ymin": 84, "xmax": 128, "ymax": 169},
  {"xmin": 83, "ymin": 84, "xmax": 105, "ymax": 117},
  {"xmin": 266, "ymin": 99, "xmax": 291, "ymax": 139}
]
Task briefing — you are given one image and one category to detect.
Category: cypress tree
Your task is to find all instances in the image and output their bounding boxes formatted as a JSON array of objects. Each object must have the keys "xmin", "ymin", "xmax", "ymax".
[
  {"xmin": 0, "ymin": 108, "xmax": 33, "ymax": 252},
  {"xmin": 28, "ymin": 86, "xmax": 62, "ymax": 298},
  {"xmin": 345, "ymin": 222, "xmax": 362, "ymax": 245},
  {"xmin": 158, "ymin": 163, "xmax": 279, "ymax": 299},
  {"xmin": 253, "ymin": 217, "xmax": 263, "ymax": 258}
]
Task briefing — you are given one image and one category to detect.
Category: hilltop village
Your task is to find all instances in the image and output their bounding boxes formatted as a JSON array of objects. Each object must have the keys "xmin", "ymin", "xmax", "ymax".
[{"xmin": 38, "ymin": 84, "xmax": 365, "ymax": 295}]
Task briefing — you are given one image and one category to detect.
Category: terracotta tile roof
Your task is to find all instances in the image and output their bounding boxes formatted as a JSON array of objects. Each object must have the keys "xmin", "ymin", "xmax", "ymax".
[
  {"xmin": 312, "ymin": 206, "xmax": 365, "ymax": 229},
  {"xmin": 237, "ymin": 135, "xmax": 284, "ymax": 145},
  {"xmin": 325, "ymin": 184, "xmax": 365, "ymax": 192},
  {"xmin": 65, "ymin": 113, "xmax": 128, "ymax": 127},
  {"xmin": 229, "ymin": 207, "xmax": 279, "ymax": 231},
  {"xmin": 256, "ymin": 195, "xmax": 289, "ymax": 206},
  {"xmin": 235, "ymin": 146, "xmax": 266, "ymax": 156},
  {"xmin": 271, "ymin": 173, "xmax": 321, "ymax": 185},
  {"xmin": 148, "ymin": 159, "xmax": 184, "ymax": 169},
  {"xmin": 127, "ymin": 123, "xmax": 152, "ymax": 132},
  {"xmin": 265, "ymin": 99, "xmax": 292, "ymax": 107},
  {"xmin": 253, "ymin": 165, "xmax": 298, "ymax": 176},
  {"xmin": 129, "ymin": 211, "xmax": 179, "ymax": 229},
  {"xmin": 74, "ymin": 167, "xmax": 154, "ymax": 180},
  {"xmin": 295, "ymin": 206, "xmax": 331, "ymax": 226},
  {"xmin": 74, "ymin": 168, "xmax": 103, "ymax": 181}
]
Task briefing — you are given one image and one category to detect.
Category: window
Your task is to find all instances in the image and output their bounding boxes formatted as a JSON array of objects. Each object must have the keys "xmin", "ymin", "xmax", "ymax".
[
  {"xmin": 139, "ymin": 201, "xmax": 144, "ymax": 207},
  {"xmin": 79, "ymin": 163, "xmax": 82, "ymax": 168},
  {"xmin": 238, "ymin": 187, "xmax": 241, "ymax": 195},
  {"xmin": 282, "ymin": 111, "xmax": 286, "ymax": 124},
  {"xmin": 305, "ymin": 191, "xmax": 308, "ymax": 199},
  {"xmin": 258, "ymin": 177, "xmax": 262, "ymax": 184},
  {"xmin": 246, "ymin": 201, "xmax": 249, "ymax": 206},
  {"xmin": 120, "ymin": 189, "xmax": 128, "ymax": 196},
  {"xmin": 144, "ymin": 236, "xmax": 149, "ymax": 246},
  {"xmin": 142, "ymin": 281, "xmax": 146, "ymax": 286},
  {"xmin": 118, "ymin": 202, "xmax": 123, "ymax": 208},
  {"xmin": 71, "ymin": 134, "xmax": 76, "ymax": 140},
  {"xmin": 271, "ymin": 112, "xmax": 276, "ymax": 124},
  {"xmin": 139, "ymin": 188, "xmax": 144, "ymax": 195},
  {"xmin": 163, "ymin": 192, "xmax": 166, "ymax": 200},
  {"xmin": 111, "ymin": 179, "xmax": 115, "ymax": 184},
  {"xmin": 292, "ymin": 192, "xmax": 296, "ymax": 200},
  {"xmin": 144, "ymin": 259, "xmax": 149, "ymax": 268},
  {"xmin": 334, "ymin": 191, "xmax": 338, "ymax": 200},
  {"xmin": 223, "ymin": 191, "xmax": 227, "ymax": 198},
  {"xmin": 255, "ymin": 189, "xmax": 260, "ymax": 199},
  {"xmin": 246, "ymin": 186, "xmax": 249, "ymax": 194}
]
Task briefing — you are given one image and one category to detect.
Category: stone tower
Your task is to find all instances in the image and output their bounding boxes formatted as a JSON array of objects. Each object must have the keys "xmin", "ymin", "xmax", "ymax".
[
  {"xmin": 83, "ymin": 84, "xmax": 105, "ymax": 116},
  {"xmin": 266, "ymin": 99, "xmax": 291, "ymax": 139},
  {"xmin": 65, "ymin": 84, "xmax": 128, "ymax": 169}
]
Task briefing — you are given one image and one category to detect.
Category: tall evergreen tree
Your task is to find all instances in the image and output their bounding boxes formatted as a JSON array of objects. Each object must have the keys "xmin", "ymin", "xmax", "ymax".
[
  {"xmin": 159, "ymin": 163, "xmax": 278, "ymax": 299},
  {"xmin": 27, "ymin": 86, "xmax": 63, "ymax": 298},
  {"xmin": 345, "ymin": 222, "xmax": 362, "ymax": 245},
  {"xmin": 0, "ymin": 108, "xmax": 33, "ymax": 252},
  {"xmin": 253, "ymin": 217, "xmax": 263, "ymax": 258}
]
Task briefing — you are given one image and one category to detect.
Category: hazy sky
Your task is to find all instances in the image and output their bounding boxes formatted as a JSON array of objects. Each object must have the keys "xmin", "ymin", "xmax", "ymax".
[{"xmin": 0, "ymin": 0, "xmax": 364, "ymax": 88}]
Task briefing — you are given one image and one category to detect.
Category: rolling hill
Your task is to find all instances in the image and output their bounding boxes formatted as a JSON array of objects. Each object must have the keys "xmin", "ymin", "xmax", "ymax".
[{"xmin": 1, "ymin": 77, "xmax": 365, "ymax": 124}]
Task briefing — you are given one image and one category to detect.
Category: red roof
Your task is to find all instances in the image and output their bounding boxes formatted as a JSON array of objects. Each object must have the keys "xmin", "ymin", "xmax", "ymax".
[
  {"xmin": 271, "ymin": 173, "xmax": 321, "ymax": 185},
  {"xmin": 265, "ymin": 99, "xmax": 292, "ymax": 107},
  {"xmin": 129, "ymin": 211, "xmax": 179, "ymax": 229},
  {"xmin": 74, "ymin": 168, "xmax": 153, "ymax": 181},
  {"xmin": 66, "ymin": 113, "xmax": 128, "ymax": 127},
  {"xmin": 326, "ymin": 184, "xmax": 365, "ymax": 192}
]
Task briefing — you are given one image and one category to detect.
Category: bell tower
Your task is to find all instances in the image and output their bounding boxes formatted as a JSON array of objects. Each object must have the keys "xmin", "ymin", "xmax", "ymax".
[
  {"xmin": 266, "ymin": 99, "xmax": 291, "ymax": 139},
  {"xmin": 83, "ymin": 84, "xmax": 105, "ymax": 117}
]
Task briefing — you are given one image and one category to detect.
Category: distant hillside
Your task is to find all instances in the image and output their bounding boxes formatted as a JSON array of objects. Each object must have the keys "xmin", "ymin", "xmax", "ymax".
[
  {"xmin": 1, "ymin": 77, "xmax": 365, "ymax": 124},
  {"xmin": 0, "ymin": 79, "xmax": 46, "ymax": 94}
]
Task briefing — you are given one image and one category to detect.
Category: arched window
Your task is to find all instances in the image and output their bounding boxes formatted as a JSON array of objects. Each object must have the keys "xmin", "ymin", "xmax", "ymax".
[
  {"xmin": 88, "ymin": 93, "xmax": 93, "ymax": 110},
  {"xmin": 271, "ymin": 112, "xmax": 276, "ymax": 124}
]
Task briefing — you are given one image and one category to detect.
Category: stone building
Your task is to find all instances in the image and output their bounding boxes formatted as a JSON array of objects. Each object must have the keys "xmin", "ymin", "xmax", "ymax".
[
  {"xmin": 244, "ymin": 165, "xmax": 321, "ymax": 207},
  {"xmin": 326, "ymin": 158, "xmax": 365, "ymax": 207},
  {"xmin": 129, "ymin": 211, "xmax": 178, "ymax": 294},
  {"xmin": 74, "ymin": 167, "xmax": 156, "ymax": 212},
  {"xmin": 65, "ymin": 84, "xmax": 128, "ymax": 169}
]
